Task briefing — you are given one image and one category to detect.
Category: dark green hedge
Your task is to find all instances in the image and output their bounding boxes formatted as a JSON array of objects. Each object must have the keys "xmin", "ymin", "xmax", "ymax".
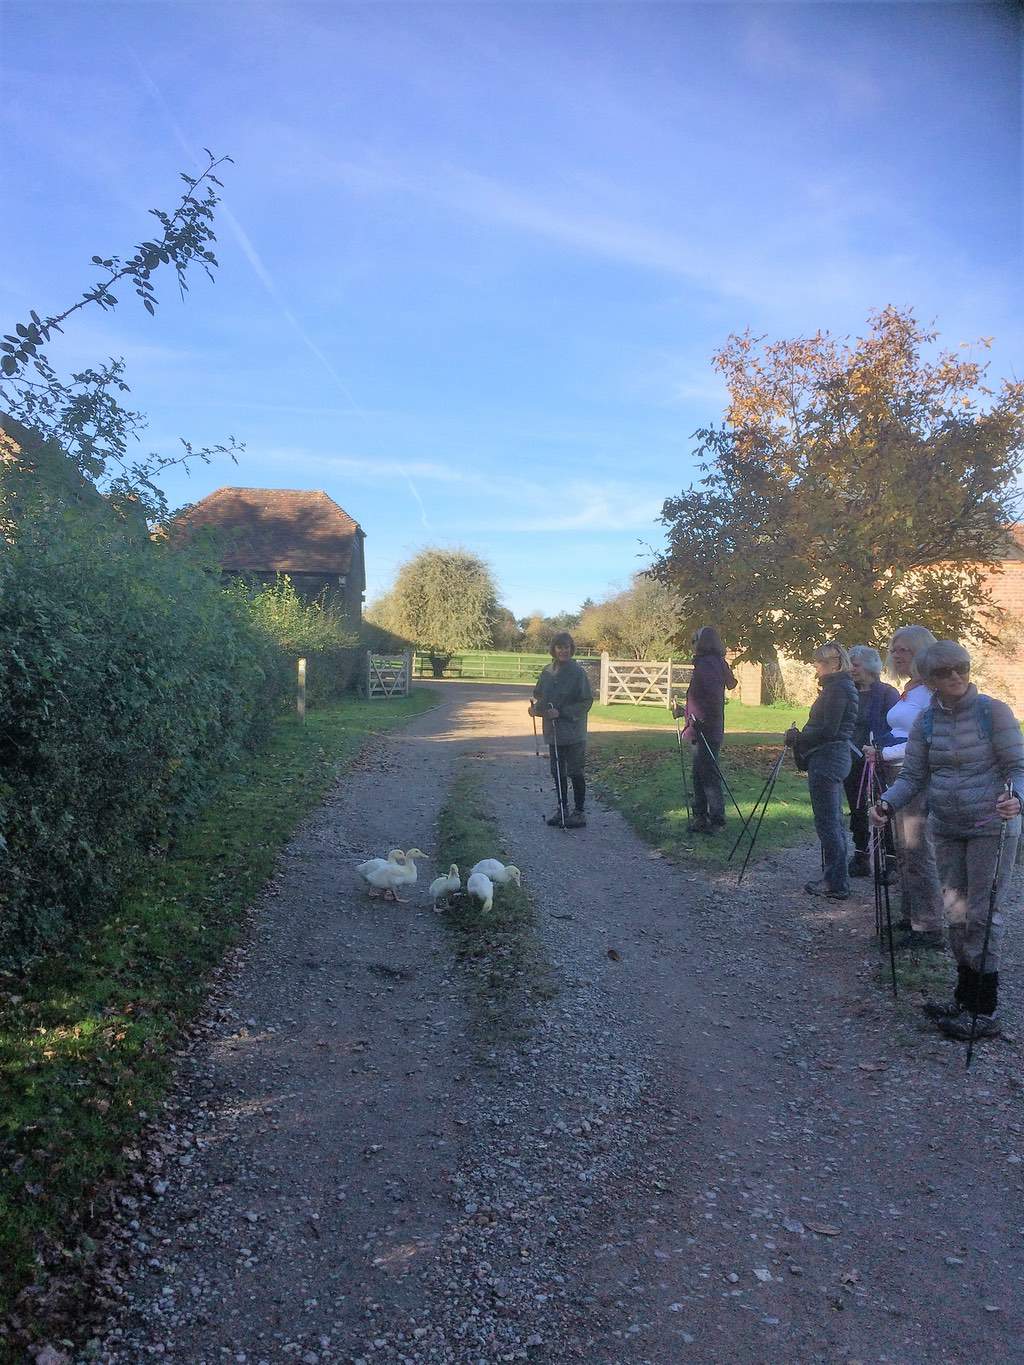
[{"xmin": 0, "ymin": 508, "xmax": 286, "ymax": 964}]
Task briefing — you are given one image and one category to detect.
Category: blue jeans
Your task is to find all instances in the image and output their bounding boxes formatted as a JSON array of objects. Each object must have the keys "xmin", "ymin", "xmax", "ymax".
[{"xmin": 807, "ymin": 743, "xmax": 853, "ymax": 894}]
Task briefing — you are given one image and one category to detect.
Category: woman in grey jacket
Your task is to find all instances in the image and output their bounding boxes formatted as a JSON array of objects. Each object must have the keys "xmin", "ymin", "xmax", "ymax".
[
  {"xmin": 870, "ymin": 641, "xmax": 1024, "ymax": 1040},
  {"xmin": 786, "ymin": 642, "xmax": 860, "ymax": 900}
]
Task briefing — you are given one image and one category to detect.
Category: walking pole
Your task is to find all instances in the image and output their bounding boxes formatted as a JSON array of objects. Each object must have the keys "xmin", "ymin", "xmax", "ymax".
[
  {"xmin": 872, "ymin": 787, "xmax": 899, "ymax": 999},
  {"xmin": 550, "ymin": 730, "xmax": 567, "ymax": 829},
  {"xmin": 728, "ymin": 752, "xmax": 782, "ymax": 862},
  {"xmin": 966, "ymin": 782, "xmax": 1012, "ymax": 1069},
  {"xmin": 531, "ymin": 711, "xmax": 540, "ymax": 759},
  {"xmin": 695, "ymin": 724, "xmax": 748, "ymax": 831},
  {"xmin": 867, "ymin": 759, "xmax": 883, "ymax": 941},
  {"xmin": 672, "ymin": 711, "xmax": 693, "ymax": 827},
  {"xmin": 737, "ymin": 747, "xmax": 788, "ymax": 884}
]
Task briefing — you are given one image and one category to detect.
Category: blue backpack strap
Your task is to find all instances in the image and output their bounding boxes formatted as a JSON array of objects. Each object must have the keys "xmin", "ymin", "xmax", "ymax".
[
  {"xmin": 977, "ymin": 695, "xmax": 993, "ymax": 742},
  {"xmin": 921, "ymin": 697, "xmax": 993, "ymax": 744}
]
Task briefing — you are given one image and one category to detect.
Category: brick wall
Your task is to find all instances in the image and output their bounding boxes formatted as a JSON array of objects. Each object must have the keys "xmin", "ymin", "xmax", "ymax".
[{"xmin": 973, "ymin": 561, "xmax": 1024, "ymax": 715}]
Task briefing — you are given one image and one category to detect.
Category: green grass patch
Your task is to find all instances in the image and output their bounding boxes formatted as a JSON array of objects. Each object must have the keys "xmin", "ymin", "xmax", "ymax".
[
  {"xmin": 589, "ymin": 700, "xmax": 809, "ymax": 730},
  {"xmin": 589, "ymin": 729, "xmax": 813, "ymax": 869},
  {"xmin": 0, "ymin": 690, "xmax": 435, "ymax": 1344},
  {"xmin": 436, "ymin": 768, "xmax": 556, "ymax": 1043}
]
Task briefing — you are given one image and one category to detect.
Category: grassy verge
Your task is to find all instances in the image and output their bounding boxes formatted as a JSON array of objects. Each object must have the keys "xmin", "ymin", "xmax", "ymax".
[
  {"xmin": 436, "ymin": 768, "xmax": 556, "ymax": 1044},
  {"xmin": 0, "ymin": 691, "xmax": 436, "ymax": 1342},
  {"xmin": 589, "ymin": 728, "xmax": 814, "ymax": 869},
  {"xmin": 589, "ymin": 700, "xmax": 809, "ymax": 730}
]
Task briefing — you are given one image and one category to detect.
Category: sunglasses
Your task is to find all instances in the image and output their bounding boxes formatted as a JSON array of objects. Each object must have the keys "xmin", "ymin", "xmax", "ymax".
[{"xmin": 930, "ymin": 663, "xmax": 970, "ymax": 679}]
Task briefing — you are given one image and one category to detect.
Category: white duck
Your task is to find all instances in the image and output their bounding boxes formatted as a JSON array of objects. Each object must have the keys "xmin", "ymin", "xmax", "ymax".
[
  {"xmin": 429, "ymin": 864, "xmax": 461, "ymax": 908},
  {"xmin": 469, "ymin": 859, "xmax": 521, "ymax": 888},
  {"xmin": 364, "ymin": 848, "xmax": 427, "ymax": 901},
  {"xmin": 466, "ymin": 870, "xmax": 494, "ymax": 913},
  {"xmin": 356, "ymin": 849, "xmax": 404, "ymax": 887}
]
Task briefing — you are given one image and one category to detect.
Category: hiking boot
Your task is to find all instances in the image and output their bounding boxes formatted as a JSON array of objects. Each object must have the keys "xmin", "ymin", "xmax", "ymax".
[
  {"xmin": 937, "ymin": 1011, "xmax": 1002, "ymax": 1041},
  {"xmin": 687, "ymin": 818, "xmax": 711, "ymax": 835},
  {"xmin": 804, "ymin": 879, "xmax": 850, "ymax": 902},
  {"xmin": 848, "ymin": 850, "xmax": 870, "ymax": 878},
  {"xmin": 896, "ymin": 929, "xmax": 944, "ymax": 952},
  {"xmin": 565, "ymin": 809, "xmax": 587, "ymax": 829},
  {"xmin": 546, "ymin": 809, "xmax": 566, "ymax": 826},
  {"xmin": 922, "ymin": 997, "xmax": 963, "ymax": 1021}
]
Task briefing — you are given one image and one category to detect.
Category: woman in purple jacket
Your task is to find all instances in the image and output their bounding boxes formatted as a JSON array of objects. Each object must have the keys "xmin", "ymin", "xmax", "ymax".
[{"xmin": 672, "ymin": 626, "xmax": 737, "ymax": 833}]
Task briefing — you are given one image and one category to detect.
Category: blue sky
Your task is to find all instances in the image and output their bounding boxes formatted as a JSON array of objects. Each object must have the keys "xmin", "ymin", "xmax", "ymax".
[{"xmin": 2, "ymin": 1, "xmax": 1021, "ymax": 616}]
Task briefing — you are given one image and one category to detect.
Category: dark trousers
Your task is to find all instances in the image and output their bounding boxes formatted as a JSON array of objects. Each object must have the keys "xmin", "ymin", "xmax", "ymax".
[
  {"xmin": 692, "ymin": 734, "xmax": 725, "ymax": 825},
  {"xmin": 549, "ymin": 742, "xmax": 586, "ymax": 810}
]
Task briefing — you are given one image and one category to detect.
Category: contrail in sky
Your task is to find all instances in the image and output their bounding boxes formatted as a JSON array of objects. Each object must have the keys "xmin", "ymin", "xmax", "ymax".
[{"xmin": 128, "ymin": 47, "xmax": 360, "ymax": 410}]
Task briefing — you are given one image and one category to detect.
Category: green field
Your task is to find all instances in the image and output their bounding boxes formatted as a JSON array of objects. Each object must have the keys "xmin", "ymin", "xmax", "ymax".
[
  {"xmin": 414, "ymin": 650, "xmax": 598, "ymax": 682},
  {"xmin": 590, "ymin": 700, "xmax": 809, "ymax": 730},
  {"xmin": 589, "ymin": 709, "xmax": 814, "ymax": 869}
]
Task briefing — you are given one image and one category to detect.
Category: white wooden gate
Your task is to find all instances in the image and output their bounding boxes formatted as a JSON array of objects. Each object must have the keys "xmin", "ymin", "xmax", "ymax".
[
  {"xmin": 598, "ymin": 652, "xmax": 692, "ymax": 707},
  {"xmin": 366, "ymin": 650, "xmax": 412, "ymax": 699}
]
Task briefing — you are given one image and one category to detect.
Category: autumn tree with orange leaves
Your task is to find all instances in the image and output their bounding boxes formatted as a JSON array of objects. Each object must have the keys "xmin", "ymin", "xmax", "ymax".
[{"xmin": 652, "ymin": 307, "xmax": 1024, "ymax": 672}]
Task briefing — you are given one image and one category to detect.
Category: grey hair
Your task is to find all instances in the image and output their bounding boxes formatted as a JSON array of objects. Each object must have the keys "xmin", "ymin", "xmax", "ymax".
[
  {"xmin": 918, "ymin": 640, "xmax": 971, "ymax": 679},
  {"xmin": 886, "ymin": 625, "xmax": 937, "ymax": 681},
  {"xmin": 848, "ymin": 645, "xmax": 883, "ymax": 679},
  {"xmin": 812, "ymin": 640, "xmax": 852, "ymax": 673}
]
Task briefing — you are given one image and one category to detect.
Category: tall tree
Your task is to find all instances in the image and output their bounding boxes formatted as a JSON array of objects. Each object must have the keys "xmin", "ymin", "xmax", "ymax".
[
  {"xmin": 578, "ymin": 575, "xmax": 680, "ymax": 659},
  {"xmin": 653, "ymin": 308, "xmax": 1024, "ymax": 662},
  {"xmin": 368, "ymin": 548, "xmax": 499, "ymax": 674}
]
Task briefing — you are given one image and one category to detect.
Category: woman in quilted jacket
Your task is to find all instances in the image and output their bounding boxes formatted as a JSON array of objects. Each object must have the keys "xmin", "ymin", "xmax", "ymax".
[
  {"xmin": 785, "ymin": 642, "xmax": 860, "ymax": 901},
  {"xmin": 870, "ymin": 641, "xmax": 1024, "ymax": 1041}
]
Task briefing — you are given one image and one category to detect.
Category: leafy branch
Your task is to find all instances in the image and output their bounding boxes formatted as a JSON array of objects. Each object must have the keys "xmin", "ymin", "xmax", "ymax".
[{"xmin": 0, "ymin": 150, "xmax": 241, "ymax": 520}]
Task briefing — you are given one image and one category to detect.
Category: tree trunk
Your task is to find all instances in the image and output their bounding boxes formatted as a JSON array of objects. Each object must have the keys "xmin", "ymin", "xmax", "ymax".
[{"xmin": 759, "ymin": 647, "xmax": 788, "ymax": 704}]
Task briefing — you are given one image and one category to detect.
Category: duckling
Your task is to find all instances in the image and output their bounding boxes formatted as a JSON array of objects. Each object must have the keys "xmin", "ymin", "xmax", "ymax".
[
  {"xmin": 429, "ymin": 864, "xmax": 461, "ymax": 908},
  {"xmin": 468, "ymin": 858, "xmax": 521, "ymax": 887},
  {"xmin": 364, "ymin": 848, "xmax": 427, "ymax": 902},
  {"xmin": 356, "ymin": 849, "xmax": 404, "ymax": 889},
  {"xmin": 466, "ymin": 870, "xmax": 494, "ymax": 913}
]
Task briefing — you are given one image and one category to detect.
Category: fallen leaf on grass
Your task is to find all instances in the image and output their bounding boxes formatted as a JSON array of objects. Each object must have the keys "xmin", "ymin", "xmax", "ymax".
[
  {"xmin": 805, "ymin": 1222, "xmax": 841, "ymax": 1236},
  {"xmin": 647, "ymin": 850, "xmax": 664, "ymax": 860},
  {"xmin": 607, "ymin": 949, "xmax": 621, "ymax": 962}
]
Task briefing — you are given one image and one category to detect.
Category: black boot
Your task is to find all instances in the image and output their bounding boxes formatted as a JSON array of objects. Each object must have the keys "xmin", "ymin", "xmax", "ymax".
[{"xmin": 848, "ymin": 850, "xmax": 870, "ymax": 878}]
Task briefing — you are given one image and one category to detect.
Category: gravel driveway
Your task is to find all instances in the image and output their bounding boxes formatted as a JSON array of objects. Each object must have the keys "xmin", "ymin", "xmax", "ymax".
[{"xmin": 86, "ymin": 683, "xmax": 1023, "ymax": 1365}]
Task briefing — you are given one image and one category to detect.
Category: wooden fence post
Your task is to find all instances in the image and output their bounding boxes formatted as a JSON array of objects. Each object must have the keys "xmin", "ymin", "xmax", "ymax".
[
  {"xmin": 665, "ymin": 658, "xmax": 672, "ymax": 709},
  {"xmin": 599, "ymin": 651, "xmax": 610, "ymax": 706},
  {"xmin": 297, "ymin": 657, "xmax": 306, "ymax": 723},
  {"xmin": 404, "ymin": 650, "xmax": 412, "ymax": 696}
]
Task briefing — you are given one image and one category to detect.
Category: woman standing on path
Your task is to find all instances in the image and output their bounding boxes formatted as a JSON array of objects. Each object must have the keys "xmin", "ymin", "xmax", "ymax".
[
  {"xmin": 786, "ymin": 642, "xmax": 859, "ymax": 900},
  {"xmin": 864, "ymin": 624, "xmax": 943, "ymax": 949},
  {"xmin": 671, "ymin": 626, "xmax": 737, "ymax": 834},
  {"xmin": 846, "ymin": 646, "xmax": 900, "ymax": 877},
  {"xmin": 530, "ymin": 631, "xmax": 594, "ymax": 828},
  {"xmin": 870, "ymin": 641, "xmax": 1024, "ymax": 1040}
]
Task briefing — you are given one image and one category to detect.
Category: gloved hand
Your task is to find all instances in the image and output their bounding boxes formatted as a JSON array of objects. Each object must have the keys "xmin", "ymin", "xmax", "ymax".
[{"xmin": 784, "ymin": 726, "xmax": 801, "ymax": 748}]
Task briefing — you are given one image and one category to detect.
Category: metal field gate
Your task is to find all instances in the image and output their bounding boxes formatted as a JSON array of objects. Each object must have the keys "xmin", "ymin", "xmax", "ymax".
[{"xmin": 366, "ymin": 650, "xmax": 412, "ymax": 699}]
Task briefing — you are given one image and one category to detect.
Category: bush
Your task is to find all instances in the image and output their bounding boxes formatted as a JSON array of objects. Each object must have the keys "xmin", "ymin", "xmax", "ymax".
[
  {"xmin": 0, "ymin": 504, "xmax": 285, "ymax": 964},
  {"xmin": 244, "ymin": 576, "xmax": 359, "ymax": 704}
]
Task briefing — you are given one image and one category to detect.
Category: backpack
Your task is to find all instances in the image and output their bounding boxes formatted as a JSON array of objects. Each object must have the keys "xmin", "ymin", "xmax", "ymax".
[{"xmin": 919, "ymin": 696, "xmax": 993, "ymax": 746}]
